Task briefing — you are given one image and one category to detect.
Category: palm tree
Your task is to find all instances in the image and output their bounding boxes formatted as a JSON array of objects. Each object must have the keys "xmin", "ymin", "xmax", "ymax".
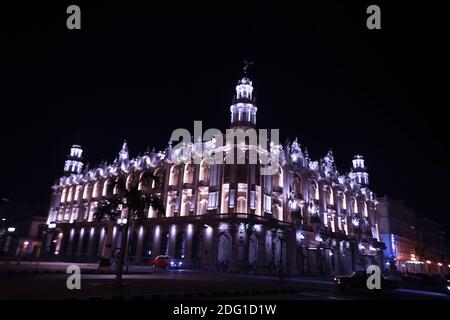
[{"xmin": 94, "ymin": 171, "xmax": 163, "ymax": 286}]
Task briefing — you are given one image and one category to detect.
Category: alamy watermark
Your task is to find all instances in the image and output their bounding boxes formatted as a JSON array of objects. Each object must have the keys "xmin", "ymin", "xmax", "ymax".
[
  {"xmin": 170, "ymin": 121, "xmax": 280, "ymax": 176},
  {"xmin": 66, "ymin": 265, "xmax": 81, "ymax": 290},
  {"xmin": 366, "ymin": 265, "xmax": 381, "ymax": 290}
]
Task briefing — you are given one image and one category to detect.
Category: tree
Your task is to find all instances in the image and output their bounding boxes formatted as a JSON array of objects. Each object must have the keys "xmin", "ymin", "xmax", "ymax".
[{"xmin": 94, "ymin": 171, "xmax": 163, "ymax": 286}]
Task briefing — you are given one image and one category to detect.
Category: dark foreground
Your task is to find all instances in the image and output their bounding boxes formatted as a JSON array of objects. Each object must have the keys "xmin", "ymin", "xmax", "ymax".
[{"xmin": 0, "ymin": 262, "xmax": 448, "ymax": 300}]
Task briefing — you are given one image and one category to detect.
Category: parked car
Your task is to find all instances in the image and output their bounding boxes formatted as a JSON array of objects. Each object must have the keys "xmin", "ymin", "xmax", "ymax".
[
  {"xmin": 334, "ymin": 271, "xmax": 398, "ymax": 291},
  {"xmin": 149, "ymin": 255, "xmax": 182, "ymax": 269}
]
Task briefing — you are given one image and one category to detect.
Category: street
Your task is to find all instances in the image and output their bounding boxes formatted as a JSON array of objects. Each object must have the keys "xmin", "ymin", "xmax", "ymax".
[{"xmin": 0, "ymin": 262, "xmax": 448, "ymax": 300}]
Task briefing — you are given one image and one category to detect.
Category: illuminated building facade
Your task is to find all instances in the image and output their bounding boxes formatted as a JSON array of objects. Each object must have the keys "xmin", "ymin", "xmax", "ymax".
[{"xmin": 44, "ymin": 75, "xmax": 384, "ymax": 275}]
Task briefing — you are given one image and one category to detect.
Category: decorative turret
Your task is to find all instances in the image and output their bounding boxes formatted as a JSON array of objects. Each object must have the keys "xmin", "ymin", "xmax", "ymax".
[
  {"xmin": 119, "ymin": 140, "xmax": 129, "ymax": 161},
  {"xmin": 350, "ymin": 154, "xmax": 369, "ymax": 186},
  {"xmin": 230, "ymin": 61, "xmax": 257, "ymax": 129},
  {"xmin": 63, "ymin": 144, "xmax": 83, "ymax": 175},
  {"xmin": 321, "ymin": 149, "xmax": 337, "ymax": 178},
  {"xmin": 290, "ymin": 138, "xmax": 308, "ymax": 167}
]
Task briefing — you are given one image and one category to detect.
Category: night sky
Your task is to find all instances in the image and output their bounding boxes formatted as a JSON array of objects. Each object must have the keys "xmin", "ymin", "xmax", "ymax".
[{"xmin": 1, "ymin": 2, "xmax": 449, "ymax": 234}]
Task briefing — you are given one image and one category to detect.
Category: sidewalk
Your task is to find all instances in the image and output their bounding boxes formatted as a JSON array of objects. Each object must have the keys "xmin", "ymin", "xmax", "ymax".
[{"xmin": 0, "ymin": 261, "xmax": 155, "ymax": 275}]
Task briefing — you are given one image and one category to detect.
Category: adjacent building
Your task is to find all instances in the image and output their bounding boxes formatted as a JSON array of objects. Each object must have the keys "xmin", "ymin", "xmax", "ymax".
[
  {"xmin": 419, "ymin": 218, "xmax": 449, "ymax": 274},
  {"xmin": 377, "ymin": 197, "xmax": 449, "ymax": 275},
  {"xmin": 0, "ymin": 199, "xmax": 46, "ymax": 258}
]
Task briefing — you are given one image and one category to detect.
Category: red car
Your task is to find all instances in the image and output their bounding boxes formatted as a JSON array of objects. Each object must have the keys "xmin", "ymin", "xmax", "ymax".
[{"xmin": 149, "ymin": 255, "xmax": 182, "ymax": 269}]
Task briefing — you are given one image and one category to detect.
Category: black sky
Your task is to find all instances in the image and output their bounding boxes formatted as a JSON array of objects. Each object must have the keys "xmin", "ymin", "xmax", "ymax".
[{"xmin": 1, "ymin": 2, "xmax": 449, "ymax": 234}]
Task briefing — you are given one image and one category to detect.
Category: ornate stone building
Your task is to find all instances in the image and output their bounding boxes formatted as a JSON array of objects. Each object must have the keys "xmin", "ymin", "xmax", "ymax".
[{"xmin": 44, "ymin": 75, "xmax": 384, "ymax": 275}]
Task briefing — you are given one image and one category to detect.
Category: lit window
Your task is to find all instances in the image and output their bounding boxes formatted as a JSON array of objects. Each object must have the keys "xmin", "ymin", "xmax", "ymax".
[
  {"xmin": 67, "ymin": 187, "xmax": 74, "ymax": 202},
  {"xmin": 102, "ymin": 180, "xmax": 110, "ymax": 197},
  {"xmin": 250, "ymin": 191, "xmax": 256, "ymax": 209},
  {"xmin": 60, "ymin": 188, "xmax": 67, "ymax": 203},
  {"xmin": 207, "ymin": 191, "xmax": 219, "ymax": 210},
  {"xmin": 221, "ymin": 183, "xmax": 230, "ymax": 213},
  {"xmin": 74, "ymin": 185, "xmax": 82, "ymax": 201},
  {"xmin": 93, "ymin": 182, "xmax": 100, "ymax": 198},
  {"xmin": 237, "ymin": 183, "xmax": 248, "ymax": 213},
  {"xmin": 263, "ymin": 195, "xmax": 272, "ymax": 213},
  {"xmin": 83, "ymin": 184, "xmax": 90, "ymax": 199}
]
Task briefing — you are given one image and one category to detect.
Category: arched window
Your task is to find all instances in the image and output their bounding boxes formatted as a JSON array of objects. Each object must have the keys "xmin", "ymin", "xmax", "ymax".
[
  {"xmin": 183, "ymin": 164, "xmax": 194, "ymax": 184},
  {"xmin": 273, "ymin": 203, "xmax": 283, "ymax": 220},
  {"xmin": 166, "ymin": 192, "xmax": 178, "ymax": 217},
  {"xmin": 311, "ymin": 180, "xmax": 319, "ymax": 200},
  {"xmin": 74, "ymin": 185, "xmax": 82, "ymax": 201},
  {"xmin": 209, "ymin": 164, "xmax": 220, "ymax": 186},
  {"xmin": 352, "ymin": 198, "xmax": 358, "ymax": 213},
  {"xmin": 273, "ymin": 167, "xmax": 283, "ymax": 188},
  {"xmin": 148, "ymin": 205, "xmax": 155, "ymax": 218},
  {"xmin": 60, "ymin": 188, "xmax": 67, "ymax": 203},
  {"xmin": 83, "ymin": 183, "xmax": 91, "ymax": 200},
  {"xmin": 217, "ymin": 233, "xmax": 231, "ymax": 262},
  {"xmin": 126, "ymin": 174, "xmax": 133, "ymax": 190},
  {"xmin": 67, "ymin": 187, "xmax": 74, "ymax": 202},
  {"xmin": 93, "ymin": 181, "xmax": 101, "ymax": 198},
  {"xmin": 180, "ymin": 189, "xmax": 192, "ymax": 217},
  {"xmin": 221, "ymin": 183, "xmax": 230, "ymax": 214},
  {"xmin": 324, "ymin": 186, "xmax": 334, "ymax": 205},
  {"xmin": 197, "ymin": 187, "xmax": 208, "ymax": 215},
  {"xmin": 152, "ymin": 169, "xmax": 163, "ymax": 189},
  {"xmin": 102, "ymin": 179, "xmax": 110, "ymax": 197},
  {"xmin": 138, "ymin": 172, "xmax": 152, "ymax": 191},
  {"xmin": 169, "ymin": 165, "xmax": 180, "ymax": 186},
  {"xmin": 54, "ymin": 232, "xmax": 64, "ymax": 255},
  {"xmin": 293, "ymin": 176, "xmax": 302, "ymax": 195},
  {"xmin": 237, "ymin": 183, "xmax": 248, "ymax": 213},
  {"xmin": 199, "ymin": 160, "xmax": 209, "ymax": 182},
  {"xmin": 364, "ymin": 202, "xmax": 369, "ymax": 217},
  {"xmin": 339, "ymin": 191, "xmax": 347, "ymax": 210}
]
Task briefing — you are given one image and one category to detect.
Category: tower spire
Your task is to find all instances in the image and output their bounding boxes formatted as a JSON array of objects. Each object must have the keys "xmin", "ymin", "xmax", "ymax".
[
  {"xmin": 230, "ymin": 63, "xmax": 257, "ymax": 129},
  {"xmin": 351, "ymin": 154, "xmax": 369, "ymax": 186},
  {"xmin": 242, "ymin": 60, "xmax": 254, "ymax": 75},
  {"xmin": 63, "ymin": 144, "xmax": 84, "ymax": 175}
]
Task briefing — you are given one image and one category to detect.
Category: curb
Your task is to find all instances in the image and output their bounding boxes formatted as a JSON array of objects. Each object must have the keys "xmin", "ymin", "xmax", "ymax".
[{"xmin": 75, "ymin": 287, "xmax": 302, "ymax": 300}]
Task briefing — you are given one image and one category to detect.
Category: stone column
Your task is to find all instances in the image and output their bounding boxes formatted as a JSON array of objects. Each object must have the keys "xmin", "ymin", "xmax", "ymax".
[
  {"xmin": 185, "ymin": 224, "xmax": 194, "ymax": 267},
  {"xmin": 76, "ymin": 228, "xmax": 85, "ymax": 257},
  {"xmin": 86, "ymin": 228, "xmax": 95, "ymax": 257},
  {"xmin": 286, "ymin": 229, "xmax": 298, "ymax": 274},
  {"xmin": 201, "ymin": 225, "xmax": 216, "ymax": 271},
  {"xmin": 152, "ymin": 226, "xmax": 161, "ymax": 258},
  {"xmin": 135, "ymin": 226, "xmax": 144, "ymax": 263},
  {"xmin": 333, "ymin": 246, "xmax": 340, "ymax": 275},
  {"xmin": 257, "ymin": 230, "xmax": 266, "ymax": 274},
  {"xmin": 169, "ymin": 226, "xmax": 177, "ymax": 257},
  {"xmin": 230, "ymin": 225, "xmax": 239, "ymax": 272}
]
